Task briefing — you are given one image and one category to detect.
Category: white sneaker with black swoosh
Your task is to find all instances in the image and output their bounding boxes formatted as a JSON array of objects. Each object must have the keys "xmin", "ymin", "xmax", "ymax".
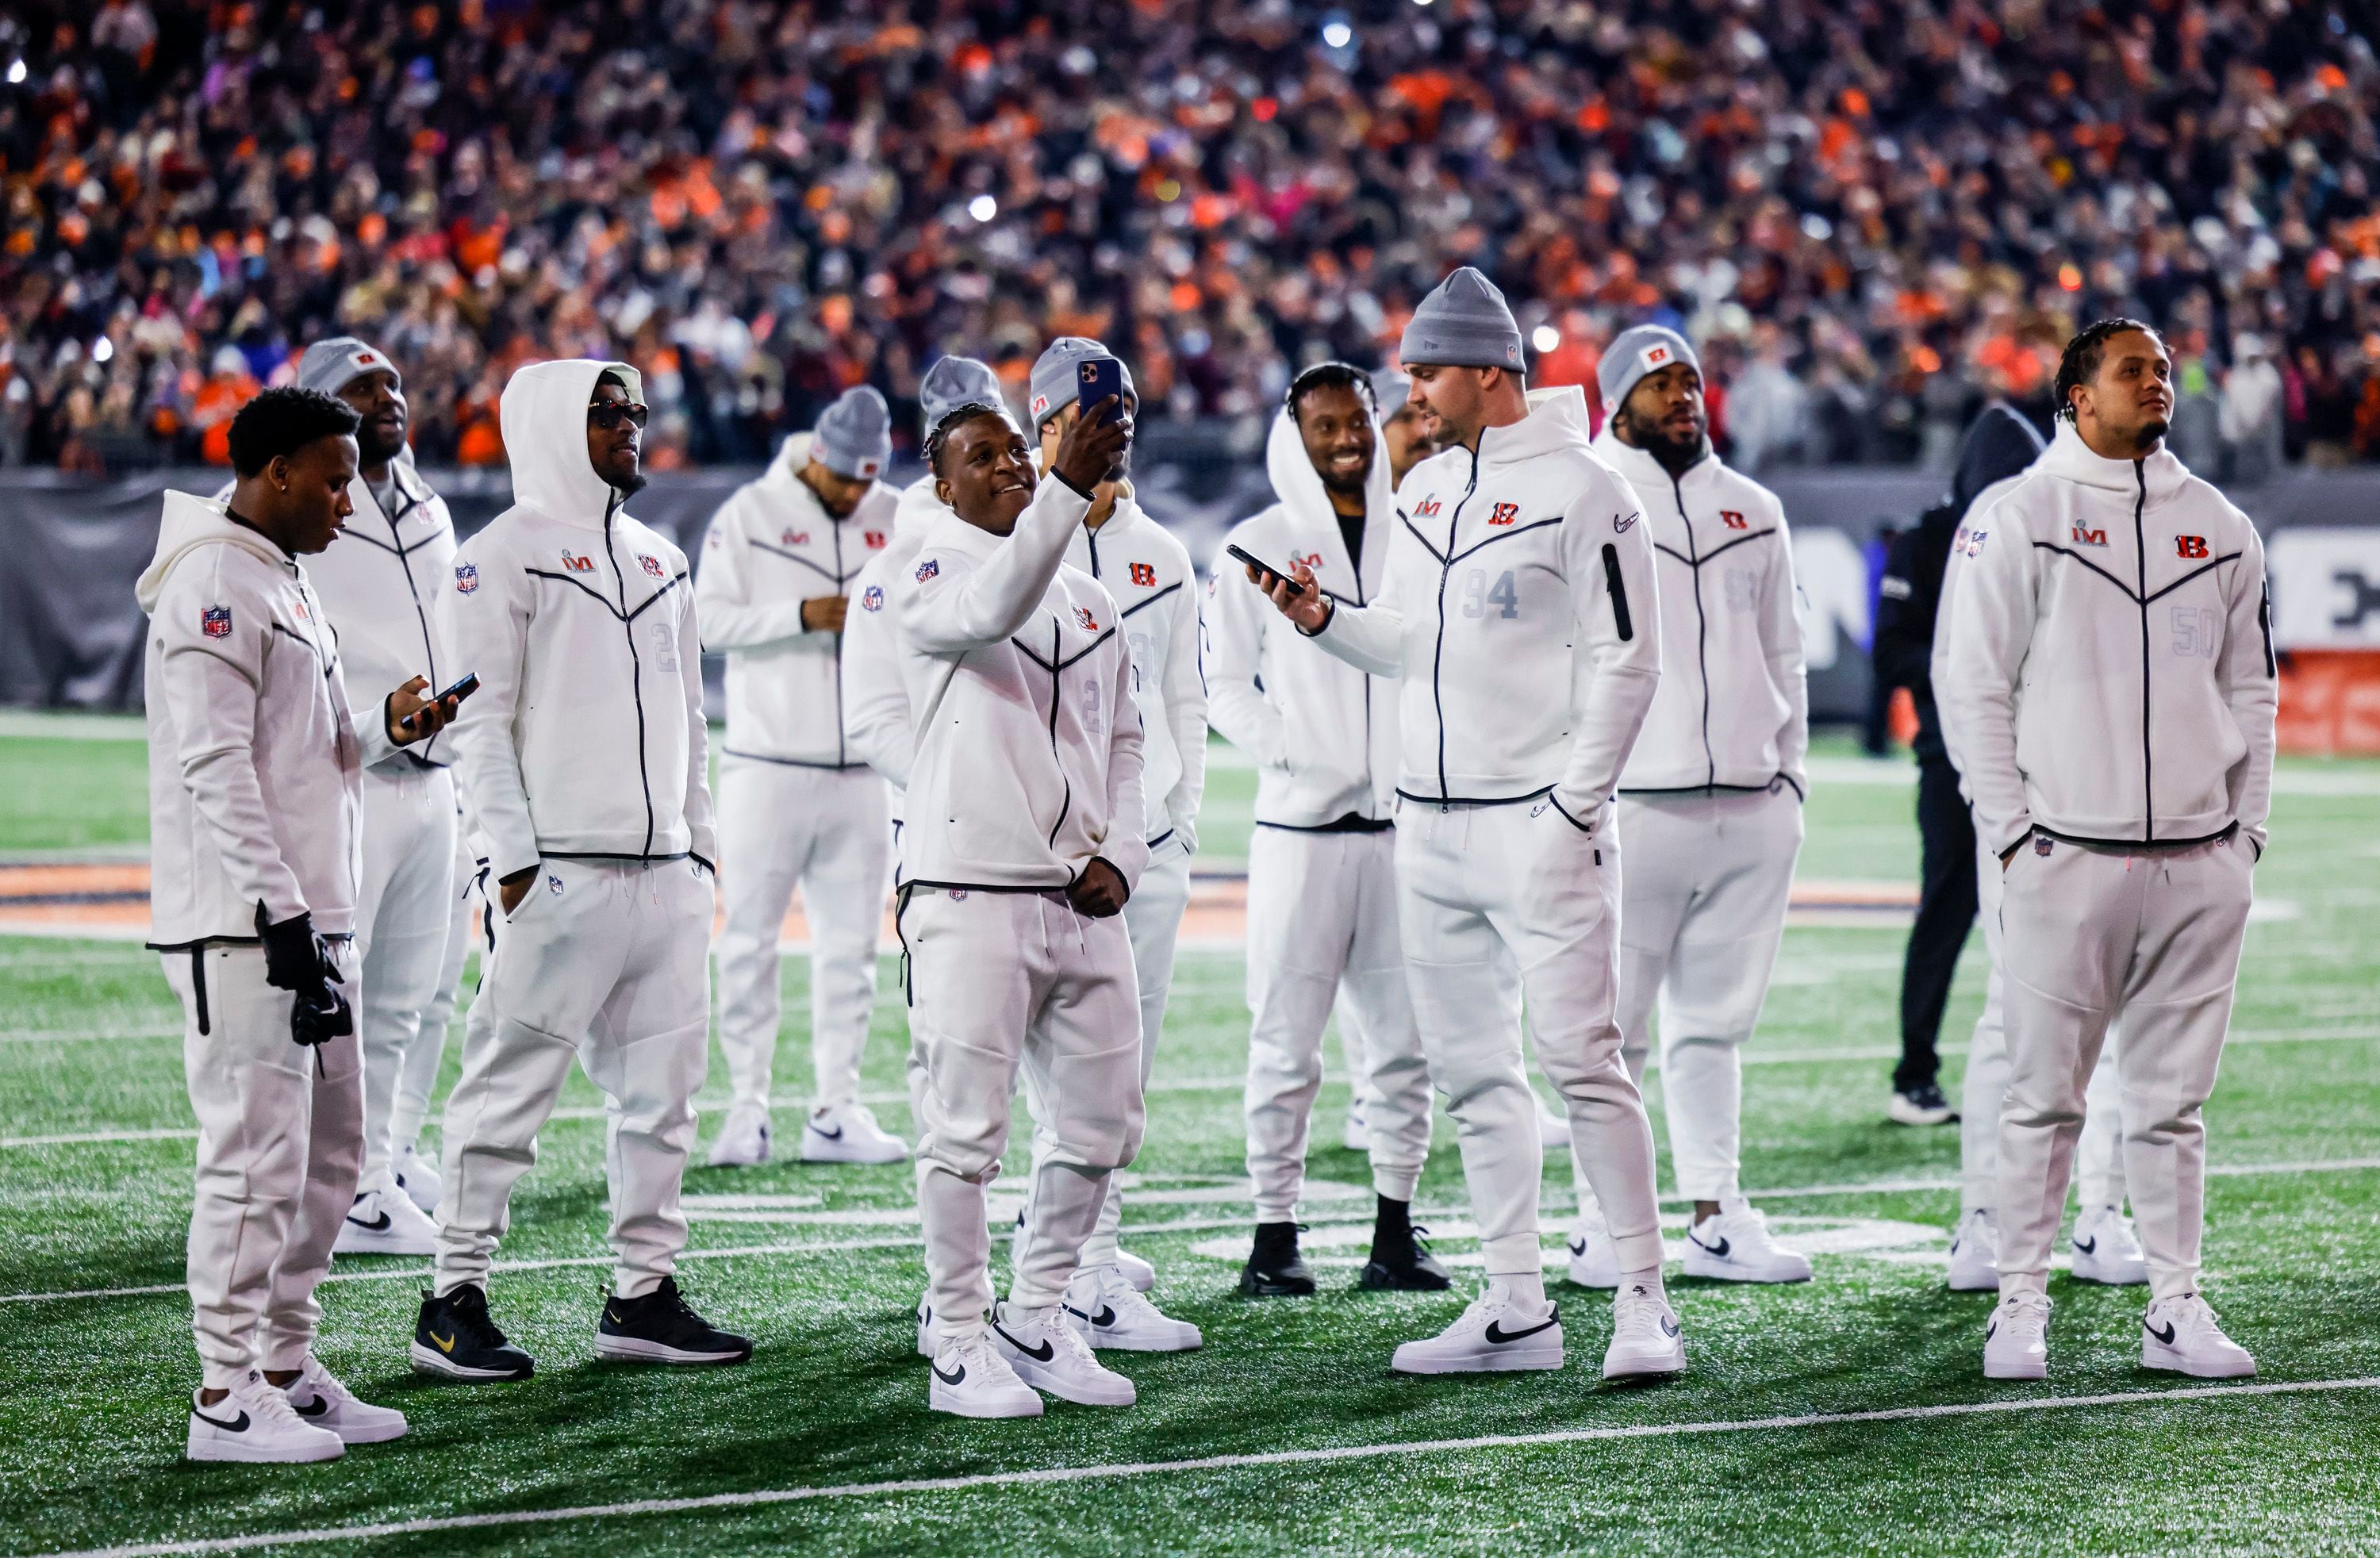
[
  {"xmin": 2140, "ymin": 1294, "xmax": 2256, "ymax": 1378},
  {"xmin": 916, "ymin": 1296, "xmax": 935, "ymax": 1357},
  {"xmin": 1946, "ymin": 1207, "xmax": 2000, "ymax": 1292},
  {"xmin": 989, "ymin": 1302, "xmax": 1136, "ymax": 1406},
  {"xmin": 1063, "ymin": 1264, "xmax": 1202, "ymax": 1352},
  {"xmin": 1983, "ymin": 1291, "xmax": 2052, "ymax": 1380},
  {"xmin": 2070, "ymin": 1204, "xmax": 2150, "ymax": 1286},
  {"xmin": 1389, "ymin": 1289, "xmax": 1564, "ymax": 1375},
  {"xmin": 282, "ymin": 1356, "xmax": 407, "ymax": 1445},
  {"xmin": 927, "ymin": 1334, "xmax": 1044, "ymax": 1419},
  {"xmin": 185, "ymin": 1372, "xmax": 344, "ymax": 1464},
  {"xmin": 705, "ymin": 1099, "xmax": 771, "ymax": 1168},
  {"xmin": 332, "ymin": 1185, "xmax": 439, "ymax": 1257},
  {"xmin": 1566, "ymin": 1211, "xmax": 1619, "ymax": 1288},
  {"xmin": 1681, "ymin": 1201, "xmax": 1811, "ymax": 1284},
  {"xmin": 394, "ymin": 1143, "xmax": 441, "ymax": 1215},
  {"xmin": 1603, "ymin": 1281, "xmax": 1687, "ymax": 1378},
  {"xmin": 800, "ymin": 1102, "xmax": 908, "ymax": 1165}
]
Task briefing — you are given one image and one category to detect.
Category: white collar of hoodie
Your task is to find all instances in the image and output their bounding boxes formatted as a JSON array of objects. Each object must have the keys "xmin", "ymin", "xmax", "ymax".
[
  {"xmin": 499, "ymin": 358, "xmax": 643, "ymax": 531},
  {"xmin": 134, "ymin": 490, "xmax": 294, "ymax": 612},
  {"xmin": 1469, "ymin": 383, "xmax": 1595, "ymax": 468},
  {"xmin": 2034, "ymin": 418, "xmax": 2190, "ymax": 503},
  {"xmin": 1588, "ymin": 424, "xmax": 1721, "ymax": 495}
]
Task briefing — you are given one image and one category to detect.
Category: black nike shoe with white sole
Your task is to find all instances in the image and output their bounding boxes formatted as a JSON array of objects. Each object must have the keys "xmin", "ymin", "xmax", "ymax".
[
  {"xmin": 1359, "ymin": 1202, "xmax": 1452, "ymax": 1291},
  {"xmin": 595, "ymin": 1276, "xmax": 753, "ymax": 1365},
  {"xmin": 1239, "ymin": 1221, "xmax": 1316, "ymax": 1297},
  {"xmin": 411, "ymin": 1285, "xmax": 536, "ymax": 1382}
]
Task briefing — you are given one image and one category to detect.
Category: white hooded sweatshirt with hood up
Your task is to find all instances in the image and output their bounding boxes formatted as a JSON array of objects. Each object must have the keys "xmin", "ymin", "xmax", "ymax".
[
  {"xmin": 1940, "ymin": 420, "xmax": 2276, "ymax": 856},
  {"xmin": 1313, "ymin": 384, "xmax": 1661, "ymax": 827},
  {"xmin": 438, "ymin": 360, "xmax": 716, "ymax": 884},
  {"xmin": 840, "ymin": 474, "xmax": 939, "ymax": 796},
  {"xmin": 139, "ymin": 491, "xmax": 395, "ymax": 945},
  {"xmin": 696, "ymin": 429, "xmax": 900, "ymax": 767},
  {"xmin": 1204, "ymin": 403, "xmax": 1401, "ymax": 827},
  {"xmin": 1589, "ymin": 428, "xmax": 1808, "ymax": 796}
]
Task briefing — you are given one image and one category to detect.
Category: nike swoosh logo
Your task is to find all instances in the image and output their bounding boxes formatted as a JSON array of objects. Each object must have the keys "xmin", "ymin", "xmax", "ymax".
[
  {"xmin": 428, "ymin": 1330, "xmax": 457, "ymax": 1353},
  {"xmin": 1660, "ymin": 1314, "xmax": 1681, "ymax": 1338},
  {"xmin": 1614, "ymin": 512, "xmax": 1639, "ymax": 533},
  {"xmin": 812, "ymin": 1124, "xmax": 844, "ymax": 1141},
  {"xmin": 1566, "ymin": 1239, "xmax": 1587, "ymax": 1258},
  {"xmin": 291, "ymin": 1394, "xmax": 330, "ymax": 1418},
  {"xmin": 2145, "ymin": 1319, "xmax": 2177, "ymax": 1345},
  {"xmin": 992, "ymin": 1322, "xmax": 1054, "ymax": 1363},
  {"xmin": 605, "ymin": 1306, "xmax": 625, "ymax": 1326},
  {"xmin": 931, "ymin": 1360, "xmax": 966, "ymax": 1385},
  {"xmin": 2073, "ymin": 1236, "xmax": 2098, "ymax": 1255},
  {"xmin": 1483, "ymin": 1314, "xmax": 1560, "ymax": 1345},
  {"xmin": 191, "ymin": 1407, "xmax": 251, "ymax": 1432},
  {"xmin": 1691, "ymin": 1231, "xmax": 1731, "ymax": 1259},
  {"xmin": 348, "ymin": 1211, "xmax": 393, "ymax": 1232},
  {"xmin": 1985, "ymin": 1322, "xmax": 1998, "ymax": 1342}
]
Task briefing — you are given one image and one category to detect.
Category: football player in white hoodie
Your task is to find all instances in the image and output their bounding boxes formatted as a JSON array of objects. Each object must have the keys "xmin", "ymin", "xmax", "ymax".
[
  {"xmin": 1563, "ymin": 327, "xmax": 1814, "ymax": 1287},
  {"xmin": 1207, "ymin": 364, "xmax": 1441, "ymax": 1298},
  {"xmin": 895, "ymin": 396, "xmax": 1149, "ymax": 1418},
  {"xmin": 417, "ymin": 362, "xmax": 751, "ymax": 1380},
  {"xmin": 143, "ymin": 387, "xmax": 459, "ymax": 1461},
  {"xmin": 1252, "ymin": 269, "xmax": 1681, "ymax": 1380},
  {"xmin": 1942, "ymin": 320, "xmax": 2275, "ymax": 1382},
  {"xmin": 700, "ymin": 386, "xmax": 904, "ymax": 1168}
]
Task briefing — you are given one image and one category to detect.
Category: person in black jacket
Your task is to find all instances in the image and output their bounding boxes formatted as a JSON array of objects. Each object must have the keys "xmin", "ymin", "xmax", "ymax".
[{"xmin": 1871, "ymin": 403, "xmax": 2044, "ymax": 1125}]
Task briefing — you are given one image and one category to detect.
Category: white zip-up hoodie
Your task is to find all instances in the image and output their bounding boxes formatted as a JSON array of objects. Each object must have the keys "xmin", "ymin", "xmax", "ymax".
[
  {"xmin": 1063, "ymin": 490, "xmax": 1205, "ymax": 854},
  {"xmin": 1939, "ymin": 420, "xmax": 2276, "ymax": 856},
  {"xmin": 1929, "ymin": 470, "xmax": 2030, "ymax": 792},
  {"xmin": 696, "ymin": 430, "xmax": 900, "ymax": 768},
  {"xmin": 1315, "ymin": 384, "xmax": 1660, "ymax": 829},
  {"xmin": 1591, "ymin": 431, "xmax": 1808, "ymax": 796},
  {"xmin": 1204, "ymin": 405, "xmax": 1401, "ymax": 827},
  {"xmin": 892, "ymin": 471, "xmax": 1148, "ymax": 893},
  {"xmin": 840, "ymin": 474, "xmax": 938, "ymax": 800},
  {"xmin": 438, "ymin": 360, "xmax": 716, "ymax": 883},
  {"xmin": 138, "ymin": 492, "xmax": 395, "ymax": 945},
  {"xmin": 213, "ymin": 454, "xmax": 459, "ymax": 768}
]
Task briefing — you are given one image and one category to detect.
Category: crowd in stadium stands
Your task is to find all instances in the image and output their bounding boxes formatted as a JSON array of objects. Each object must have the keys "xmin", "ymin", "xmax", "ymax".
[{"xmin": 2, "ymin": 0, "xmax": 2377, "ymax": 477}]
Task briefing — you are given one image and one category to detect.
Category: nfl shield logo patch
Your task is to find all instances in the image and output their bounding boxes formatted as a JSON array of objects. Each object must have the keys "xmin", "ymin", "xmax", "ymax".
[
  {"xmin": 639, "ymin": 554, "xmax": 665, "ymax": 578},
  {"xmin": 862, "ymin": 585, "xmax": 885, "ymax": 612},
  {"xmin": 916, "ymin": 558, "xmax": 939, "ymax": 582},
  {"xmin": 455, "ymin": 563, "xmax": 479, "ymax": 594},
  {"xmin": 201, "ymin": 605, "xmax": 232, "ymax": 639}
]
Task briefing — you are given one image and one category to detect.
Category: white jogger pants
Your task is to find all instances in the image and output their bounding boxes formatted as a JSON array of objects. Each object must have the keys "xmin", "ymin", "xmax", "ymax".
[
  {"xmin": 1398, "ymin": 800, "xmax": 1663, "ymax": 1277},
  {"xmin": 1244, "ymin": 826, "xmax": 1433, "ymax": 1222},
  {"xmin": 432, "ymin": 857, "xmax": 714, "ymax": 1299},
  {"xmin": 1962, "ymin": 829, "xmax": 2127, "ymax": 1214},
  {"xmin": 715, "ymin": 758, "xmax": 890, "ymax": 1111},
  {"xmin": 392, "ymin": 827, "xmax": 475, "ymax": 1166},
  {"xmin": 904, "ymin": 886, "xmax": 1142, "ymax": 1344},
  {"xmin": 353, "ymin": 762, "xmax": 462, "ymax": 1192},
  {"xmin": 1995, "ymin": 834, "xmax": 2253, "ymax": 1302},
  {"xmin": 1573, "ymin": 786, "xmax": 1800, "ymax": 1207},
  {"xmin": 167, "ymin": 942, "xmax": 363, "ymax": 1388}
]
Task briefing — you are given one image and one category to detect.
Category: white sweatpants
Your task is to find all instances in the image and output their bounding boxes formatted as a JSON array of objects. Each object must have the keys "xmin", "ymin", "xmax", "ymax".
[
  {"xmin": 1572, "ymin": 786, "xmax": 1800, "ymax": 1207},
  {"xmin": 432, "ymin": 856, "xmax": 715, "ymax": 1299},
  {"xmin": 167, "ymin": 942, "xmax": 363, "ymax": 1389},
  {"xmin": 1398, "ymin": 800, "xmax": 1663, "ymax": 1277},
  {"xmin": 353, "ymin": 762, "xmax": 463, "ymax": 1192},
  {"xmin": 715, "ymin": 758, "xmax": 890, "ymax": 1111},
  {"xmin": 1962, "ymin": 829, "xmax": 2127, "ymax": 1214},
  {"xmin": 1244, "ymin": 826, "xmax": 1433, "ymax": 1222},
  {"xmin": 1996, "ymin": 834, "xmax": 2254, "ymax": 1302},
  {"xmin": 904, "ymin": 886, "xmax": 1142, "ymax": 1344},
  {"xmin": 391, "ymin": 829, "xmax": 476, "ymax": 1165}
]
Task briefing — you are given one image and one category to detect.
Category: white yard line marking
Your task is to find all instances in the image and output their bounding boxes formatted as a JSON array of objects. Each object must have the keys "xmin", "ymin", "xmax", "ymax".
[{"xmin": 24, "ymin": 1377, "xmax": 2380, "ymax": 1558}]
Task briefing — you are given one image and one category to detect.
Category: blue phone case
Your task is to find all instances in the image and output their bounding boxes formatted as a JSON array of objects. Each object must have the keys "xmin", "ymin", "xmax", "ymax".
[{"xmin": 1077, "ymin": 357, "xmax": 1126, "ymax": 424}]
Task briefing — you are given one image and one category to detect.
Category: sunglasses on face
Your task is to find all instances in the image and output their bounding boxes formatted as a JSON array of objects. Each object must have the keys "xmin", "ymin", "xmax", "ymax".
[{"xmin": 588, "ymin": 401, "xmax": 650, "ymax": 431}]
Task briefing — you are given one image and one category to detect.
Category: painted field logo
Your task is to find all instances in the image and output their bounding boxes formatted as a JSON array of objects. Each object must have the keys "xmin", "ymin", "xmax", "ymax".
[
  {"xmin": 2175, "ymin": 534, "xmax": 2209, "ymax": 559},
  {"xmin": 639, "ymin": 554, "xmax": 665, "ymax": 578},
  {"xmin": 2072, "ymin": 525, "xmax": 2108, "ymax": 547},
  {"xmin": 1721, "ymin": 509, "xmax": 1748, "ymax": 530},
  {"xmin": 201, "ymin": 605, "xmax": 232, "ymax": 639},
  {"xmin": 1488, "ymin": 502, "xmax": 1520, "ymax": 527},
  {"xmin": 861, "ymin": 584, "xmax": 885, "ymax": 613},
  {"xmin": 1129, "ymin": 562, "xmax": 1157, "ymax": 587},
  {"xmin": 455, "ymin": 563, "xmax": 478, "ymax": 593}
]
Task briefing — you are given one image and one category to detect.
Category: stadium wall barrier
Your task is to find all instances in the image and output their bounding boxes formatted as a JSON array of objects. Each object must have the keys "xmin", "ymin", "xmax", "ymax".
[{"xmin": 5, "ymin": 461, "xmax": 2378, "ymax": 750}]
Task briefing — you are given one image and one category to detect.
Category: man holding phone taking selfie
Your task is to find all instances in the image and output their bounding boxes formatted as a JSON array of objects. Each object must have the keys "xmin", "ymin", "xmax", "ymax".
[{"xmin": 419, "ymin": 360, "xmax": 750, "ymax": 1381}]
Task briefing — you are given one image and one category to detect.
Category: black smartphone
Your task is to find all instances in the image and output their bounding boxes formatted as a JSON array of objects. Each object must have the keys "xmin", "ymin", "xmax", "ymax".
[
  {"xmin": 1077, "ymin": 356, "xmax": 1127, "ymax": 425},
  {"xmin": 1226, "ymin": 543, "xmax": 1307, "ymax": 596},
  {"xmin": 431, "ymin": 671, "xmax": 480, "ymax": 704}
]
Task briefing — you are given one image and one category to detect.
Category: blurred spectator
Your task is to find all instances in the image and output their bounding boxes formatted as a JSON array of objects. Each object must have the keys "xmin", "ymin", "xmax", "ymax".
[
  {"xmin": 1, "ymin": 0, "xmax": 2377, "ymax": 472},
  {"xmin": 2221, "ymin": 333, "xmax": 2285, "ymax": 484}
]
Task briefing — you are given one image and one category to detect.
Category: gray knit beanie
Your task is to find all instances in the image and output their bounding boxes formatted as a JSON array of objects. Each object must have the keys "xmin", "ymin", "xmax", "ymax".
[{"xmin": 1399, "ymin": 267, "xmax": 1524, "ymax": 371}]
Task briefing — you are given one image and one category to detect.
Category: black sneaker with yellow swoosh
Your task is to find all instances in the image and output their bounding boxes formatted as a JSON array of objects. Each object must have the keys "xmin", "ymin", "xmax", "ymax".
[{"xmin": 410, "ymin": 1284, "xmax": 536, "ymax": 1382}]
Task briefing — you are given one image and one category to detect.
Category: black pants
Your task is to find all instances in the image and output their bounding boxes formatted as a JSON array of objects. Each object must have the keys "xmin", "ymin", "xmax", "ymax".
[{"xmin": 1895, "ymin": 753, "xmax": 1978, "ymax": 1091}]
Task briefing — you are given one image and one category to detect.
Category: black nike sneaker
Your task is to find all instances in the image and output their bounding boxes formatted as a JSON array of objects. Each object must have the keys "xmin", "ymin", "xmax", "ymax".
[
  {"xmin": 1359, "ymin": 1199, "xmax": 1452, "ymax": 1291},
  {"xmin": 1239, "ymin": 1221, "xmax": 1316, "ymax": 1297},
  {"xmin": 1888, "ymin": 1083, "xmax": 1958, "ymax": 1126},
  {"xmin": 412, "ymin": 1285, "xmax": 536, "ymax": 1382},
  {"xmin": 595, "ymin": 1276, "xmax": 754, "ymax": 1364}
]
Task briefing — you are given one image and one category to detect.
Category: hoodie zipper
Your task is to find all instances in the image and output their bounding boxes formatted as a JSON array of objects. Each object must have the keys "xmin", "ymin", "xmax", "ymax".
[
  {"xmin": 1044, "ymin": 618, "xmax": 1073, "ymax": 846},
  {"xmin": 1431, "ymin": 445, "xmax": 1482, "ymax": 800},
  {"xmin": 380, "ymin": 472, "xmax": 443, "ymax": 761},
  {"xmin": 2132, "ymin": 462, "xmax": 2152, "ymax": 842},
  {"xmin": 830, "ymin": 516, "xmax": 848, "ymax": 767},
  {"xmin": 605, "ymin": 501, "xmax": 657, "ymax": 856},
  {"xmin": 1670, "ymin": 473, "xmax": 1717, "ymax": 789}
]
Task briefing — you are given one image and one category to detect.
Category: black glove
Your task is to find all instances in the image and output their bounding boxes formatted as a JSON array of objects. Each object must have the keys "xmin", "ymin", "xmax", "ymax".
[
  {"xmin": 290, "ymin": 981, "xmax": 354, "ymax": 1051},
  {"xmin": 256, "ymin": 904, "xmax": 326, "ymax": 992}
]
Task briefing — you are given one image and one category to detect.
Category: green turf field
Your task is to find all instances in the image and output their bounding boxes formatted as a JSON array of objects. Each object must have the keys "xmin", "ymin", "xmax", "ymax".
[{"xmin": 1, "ymin": 723, "xmax": 2374, "ymax": 1556}]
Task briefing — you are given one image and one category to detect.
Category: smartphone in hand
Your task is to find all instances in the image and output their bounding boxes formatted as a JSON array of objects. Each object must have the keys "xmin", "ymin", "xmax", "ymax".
[
  {"xmin": 1077, "ymin": 357, "xmax": 1127, "ymax": 425},
  {"xmin": 1226, "ymin": 543, "xmax": 1307, "ymax": 596}
]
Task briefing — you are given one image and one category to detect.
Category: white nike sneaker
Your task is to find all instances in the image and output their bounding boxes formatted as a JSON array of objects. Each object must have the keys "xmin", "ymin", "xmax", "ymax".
[
  {"xmin": 915, "ymin": 1296, "xmax": 935, "ymax": 1358},
  {"xmin": 1114, "ymin": 1247, "xmax": 1157, "ymax": 1293},
  {"xmin": 705, "ymin": 1100, "xmax": 772, "ymax": 1168},
  {"xmin": 990, "ymin": 1302, "xmax": 1135, "ymax": 1406},
  {"xmin": 1389, "ymin": 1287, "xmax": 1564, "ymax": 1375},
  {"xmin": 1682, "ymin": 1202, "xmax": 1812, "ymax": 1284},
  {"xmin": 333, "ymin": 1186, "xmax": 439, "ymax": 1257},
  {"xmin": 2070, "ymin": 1204, "xmax": 2150, "ymax": 1286},
  {"xmin": 2141, "ymin": 1294, "xmax": 2256, "ymax": 1378},
  {"xmin": 282, "ymin": 1356, "xmax": 407, "ymax": 1445},
  {"xmin": 1983, "ymin": 1291, "xmax": 2052, "ymax": 1380},
  {"xmin": 1946, "ymin": 1208, "xmax": 2000, "ymax": 1292},
  {"xmin": 1063, "ymin": 1264, "xmax": 1202, "ymax": 1353},
  {"xmin": 1342, "ymin": 1095, "xmax": 1370, "ymax": 1153},
  {"xmin": 186, "ymin": 1372, "xmax": 344, "ymax": 1464},
  {"xmin": 1565, "ymin": 1212, "xmax": 1620, "ymax": 1288},
  {"xmin": 1604, "ymin": 1280, "xmax": 1687, "ymax": 1379},
  {"xmin": 928, "ymin": 1334, "xmax": 1045, "ymax": 1419},
  {"xmin": 800, "ymin": 1102, "xmax": 909, "ymax": 1165},
  {"xmin": 1537, "ymin": 1092, "xmax": 1568, "ymax": 1152},
  {"xmin": 393, "ymin": 1142, "xmax": 441, "ymax": 1215}
]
